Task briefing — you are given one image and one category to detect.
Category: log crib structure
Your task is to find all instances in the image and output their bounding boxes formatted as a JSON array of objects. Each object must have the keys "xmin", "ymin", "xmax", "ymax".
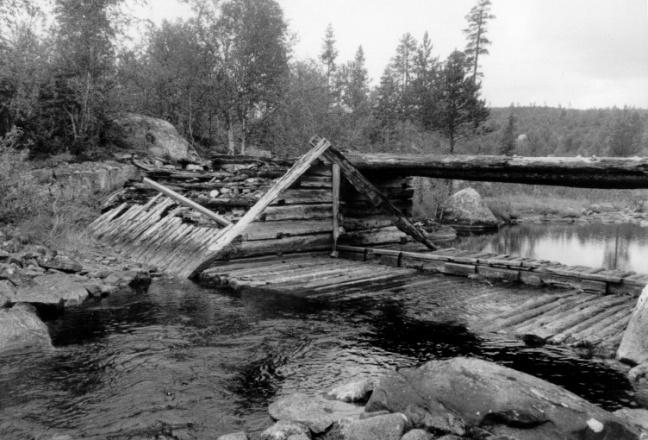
[{"xmin": 89, "ymin": 136, "xmax": 648, "ymax": 357}]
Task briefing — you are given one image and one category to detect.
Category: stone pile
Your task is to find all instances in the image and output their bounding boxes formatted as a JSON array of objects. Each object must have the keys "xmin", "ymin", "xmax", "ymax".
[
  {"xmin": 0, "ymin": 228, "xmax": 155, "ymax": 353},
  {"xmin": 218, "ymin": 357, "xmax": 647, "ymax": 440}
]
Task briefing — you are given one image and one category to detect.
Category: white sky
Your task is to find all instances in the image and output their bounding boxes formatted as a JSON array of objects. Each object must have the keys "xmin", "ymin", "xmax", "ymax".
[{"xmin": 136, "ymin": 0, "xmax": 648, "ymax": 109}]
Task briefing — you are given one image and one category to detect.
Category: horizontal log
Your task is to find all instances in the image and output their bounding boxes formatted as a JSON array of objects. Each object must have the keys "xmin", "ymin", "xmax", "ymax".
[
  {"xmin": 261, "ymin": 204, "xmax": 332, "ymax": 221},
  {"xmin": 218, "ymin": 233, "xmax": 332, "ymax": 259},
  {"xmin": 244, "ymin": 220, "xmax": 332, "ymax": 240},
  {"xmin": 346, "ymin": 153, "xmax": 648, "ymax": 189}
]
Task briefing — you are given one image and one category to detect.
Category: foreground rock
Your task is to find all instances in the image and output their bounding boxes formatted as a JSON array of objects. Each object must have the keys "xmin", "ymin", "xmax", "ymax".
[
  {"xmin": 365, "ymin": 357, "xmax": 639, "ymax": 439},
  {"xmin": 627, "ymin": 363, "xmax": 648, "ymax": 409},
  {"xmin": 107, "ymin": 113, "xmax": 200, "ymax": 163},
  {"xmin": 268, "ymin": 393, "xmax": 364, "ymax": 434},
  {"xmin": 618, "ymin": 285, "xmax": 648, "ymax": 365},
  {"xmin": 0, "ymin": 304, "xmax": 51, "ymax": 353},
  {"xmin": 614, "ymin": 408, "xmax": 648, "ymax": 433},
  {"xmin": 442, "ymin": 188, "xmax": 498, "ymax": 229},
  {"xmin": 325, "ymin": 378, "xmax": 374, "ymax": 403}
]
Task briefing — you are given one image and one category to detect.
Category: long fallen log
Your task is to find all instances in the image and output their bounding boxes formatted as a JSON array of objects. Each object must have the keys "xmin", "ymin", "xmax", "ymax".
[{"xmin": 346, "ymin": 153, "xmax": 648, "ymax": 189}]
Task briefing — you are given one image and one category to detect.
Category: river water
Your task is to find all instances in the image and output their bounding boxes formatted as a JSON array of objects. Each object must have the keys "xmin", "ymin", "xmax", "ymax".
[
  {"xmin": 454, "ymin": 222, "xmax": 648, "ymax": 274},
  {"xmin": 0, "ymin": 264, "xmax": 638, "ymax": 439}
]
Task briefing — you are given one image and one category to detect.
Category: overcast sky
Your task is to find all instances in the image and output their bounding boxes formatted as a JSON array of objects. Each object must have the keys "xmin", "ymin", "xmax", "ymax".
[{"xmin": 140, "ymin": 0, "xmax": 648, "ymax": 109}]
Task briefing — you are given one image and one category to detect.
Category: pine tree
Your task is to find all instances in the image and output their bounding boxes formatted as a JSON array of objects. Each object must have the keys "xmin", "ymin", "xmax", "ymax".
[
  {"xmin": 500, "ymin": 108, "xmax": 517, "ymax": 156},
  {"xmin": 463, "ymin": 0, "xmax": 495, "ymax": 83},
  {"xmin": 320, "ymin": 24, "xmax": 338, "ymax": 94},
  {"xmin": 411, "ymin": 32, "xmax": 438, "ymax": 130},
  {"xmin": 433, "ymin": 50, "xmax": 488, "ymax": 153},
  {"xmin": 391, "ymin": 33, "xmax": 417, "ymax": 92},
  {"xmin": 341, "ymin": 46, "xmax": 369, "ymax": 114}
]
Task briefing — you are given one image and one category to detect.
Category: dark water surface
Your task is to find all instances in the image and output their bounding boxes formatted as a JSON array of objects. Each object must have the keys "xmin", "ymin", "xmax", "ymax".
[
  {"xmin": 0, "ymin": 275, "xmax": 638, "ymax": 440},
  {"xmin": 454, "ymin": 222, "xmax": 648, "ymax": 274}
]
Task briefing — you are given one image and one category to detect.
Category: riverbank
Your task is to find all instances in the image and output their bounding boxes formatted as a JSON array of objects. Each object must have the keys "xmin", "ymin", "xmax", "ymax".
[
  {"xmin": 0, "ymin": 224, "xmax": 157, "ymax": 353},
  {"xmin": 483, "ymin": 194, "xmax": 648, "ymax": 227}
]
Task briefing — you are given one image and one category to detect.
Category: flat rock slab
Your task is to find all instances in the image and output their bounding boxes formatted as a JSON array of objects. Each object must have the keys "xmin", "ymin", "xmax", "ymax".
[
  {"xmin": 0, "ymin": 304, "xmax": 52, "ymax": 353},
  {"xmin": 366, "ymin": 357, "xmax": 640, "ymax": 440},
  {"xmin": 269, "ymin": 392, "xmax": 365, "ymax": 434},
  {"xmin": 10, "ymin": 274, "xmax": 88, "ymax": 306}
]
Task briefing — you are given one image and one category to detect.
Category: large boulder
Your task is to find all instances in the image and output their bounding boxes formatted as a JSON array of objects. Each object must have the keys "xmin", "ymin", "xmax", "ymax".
[
  {"xmin": 10, "ymin": 273, "xmax": 89, "ymax": 307},
  {"xmin": 107, "ymin": 113, "xmax": 199, "ymax": 162},
  {"xmin": 268, "ymin": 393, "xmax": 364, "ymax": 434},
  {"xmin": 442, "ymin": 188, "xmax": 498, "ymax": 228},
  {"xmin": 618, "ymin": 285, "xmax": 648, "ymax": 365},
  {"xmin": 365, "ymin": 357, "xmax": 639, "ymax": 440},
  {"xmin": 0, "ymin": 303, "xmax": 52, "ymax": 352}
]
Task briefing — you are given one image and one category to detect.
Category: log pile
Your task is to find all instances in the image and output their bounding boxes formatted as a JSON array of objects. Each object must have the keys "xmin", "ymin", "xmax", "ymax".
[{"xmin": 94, "ymin": 153, "xmax": 418, "ymax": 274}]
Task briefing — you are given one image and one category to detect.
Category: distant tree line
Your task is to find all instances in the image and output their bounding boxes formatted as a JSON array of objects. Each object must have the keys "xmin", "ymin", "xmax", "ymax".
[{"xmin": 1, "ymin": 0, "xmax": 646, "ymax": 159}]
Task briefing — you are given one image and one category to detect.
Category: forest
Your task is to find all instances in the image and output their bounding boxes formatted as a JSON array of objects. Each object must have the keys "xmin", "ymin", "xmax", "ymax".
[{"xmin": 1, "ymin": 0, "xmax": 647, "ymax": 160}]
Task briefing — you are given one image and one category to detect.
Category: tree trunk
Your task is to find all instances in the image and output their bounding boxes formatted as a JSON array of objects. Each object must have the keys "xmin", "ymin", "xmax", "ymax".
[
  {"xmin": 227, "ymin": 110, "xmax": 235, "ymax": 155},
  {"xmin": 240, "ymin": 116, "xmax": 247, "ymax": 155}
]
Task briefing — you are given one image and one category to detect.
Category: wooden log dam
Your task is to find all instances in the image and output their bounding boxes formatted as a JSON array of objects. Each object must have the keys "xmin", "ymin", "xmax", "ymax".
[{"xmin": 88, "ymin": 137, "xmax": 648, "ymax": 359}]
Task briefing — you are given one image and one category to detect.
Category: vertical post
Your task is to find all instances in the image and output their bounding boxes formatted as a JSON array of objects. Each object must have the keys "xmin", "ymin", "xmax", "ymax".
[{"xmin": 331, "ymin": 163, "xmax": 341, "ymax": 257}]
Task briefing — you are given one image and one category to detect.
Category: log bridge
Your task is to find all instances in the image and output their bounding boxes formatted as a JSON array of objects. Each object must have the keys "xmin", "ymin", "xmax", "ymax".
[{"xmin": 89, "ymin": 137, "xmax": 648, "ymax": 357}]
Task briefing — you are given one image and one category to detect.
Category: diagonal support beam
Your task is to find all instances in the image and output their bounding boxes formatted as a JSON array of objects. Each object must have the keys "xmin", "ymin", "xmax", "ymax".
[
  {"xmin": 190, "ymin": 136, "xmax": 332, "ymax": 277},
  {"xmin": 321, "ymin": 144, "xmax": 438, "ymax": 250}
]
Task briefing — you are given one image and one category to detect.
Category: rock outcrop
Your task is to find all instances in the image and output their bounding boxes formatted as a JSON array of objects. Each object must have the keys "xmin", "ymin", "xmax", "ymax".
[
  {"xmin": 365, "ymin": 357, "xmax": 639, "ymax": 440},
  {"xmin": 618, "ymin": 285, "xmax": 648, "ymax": 365},
  {"xmin": 107, "ymin": 113, "xmax": 199, "ymax": 163},
  {"xmin": 442, "ymin": 188, "xmax": 498, "ymax": 228},
  {"xmin": 0, "ymin": 303, "xmax": 51, "ymax": 353}
]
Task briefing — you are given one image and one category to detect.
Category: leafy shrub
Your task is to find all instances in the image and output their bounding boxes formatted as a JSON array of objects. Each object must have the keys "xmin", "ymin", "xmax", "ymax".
[{"xmin": 0, "ymin": 127, "xmax": 50, "ymax": 224}]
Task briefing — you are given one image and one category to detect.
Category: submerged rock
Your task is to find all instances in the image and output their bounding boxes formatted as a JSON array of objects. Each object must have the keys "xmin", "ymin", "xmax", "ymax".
[
  {"xmin": 442, "ymin": 188, "xmax": 498, "ymax": 228},
  {"xmin": 268, "ymin": 393, "xmax": 364, "ymax": 434},
  {"xmin": 0, "ymin": 303, "xmax": 51, "ymax": 352},
  {"xmin": 618, "ymin": 285, "xmax": 648, "ymax": 365},
  {"xmin": 365, "ymin": 357, "xmax": 639, "ymax": 439}
]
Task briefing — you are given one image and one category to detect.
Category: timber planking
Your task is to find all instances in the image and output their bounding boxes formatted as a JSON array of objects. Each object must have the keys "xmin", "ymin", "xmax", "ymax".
[{"xmin": 336, "ymin": 245, "xmax": 648, "ymax": 296}]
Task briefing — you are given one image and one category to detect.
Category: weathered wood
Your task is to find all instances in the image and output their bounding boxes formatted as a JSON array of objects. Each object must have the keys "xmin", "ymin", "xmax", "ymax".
[
  {"xmin": 322, "ymin": 146, "xmax": 437, "ymax": 250},
  {"xmin": 142, "ymin": 177, "xmax": 232, "ymax": 227},
  {"xmin": 262, "ymin": 204, "xmax": 332, "ymax": 221},
  {"xmin": 346, "ymin": 152, "xmax": 648, "ymax": 189},
  {"xmin": 191, "ymin": 137, "xmax": 332, "ymax": 276},
  {"xmin": 331, "ymin": 163, "xmax": 341, "ymax": 256},
  {"xmin": 244, "ymin": 220, "xmax": 331, "ymax": 240}
]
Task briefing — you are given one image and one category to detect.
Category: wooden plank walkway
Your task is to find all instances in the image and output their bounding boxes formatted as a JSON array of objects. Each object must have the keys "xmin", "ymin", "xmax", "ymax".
[
  {"xmin": 337, "ymin": 245, "xmax": 648, "ymax": 297},
  {"xmin": 198, "ymin": 254, "xmax": 416, "ymax": 295},
  {"xmin": 196, "ymin": 253, "xmax": 637, "ymax": 357}
]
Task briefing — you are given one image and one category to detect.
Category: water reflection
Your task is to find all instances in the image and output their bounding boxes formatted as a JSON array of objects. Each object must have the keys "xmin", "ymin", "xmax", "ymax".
[{"xmin": 454, "ymin": 223, "xmax": 648, "ymax": 273}]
